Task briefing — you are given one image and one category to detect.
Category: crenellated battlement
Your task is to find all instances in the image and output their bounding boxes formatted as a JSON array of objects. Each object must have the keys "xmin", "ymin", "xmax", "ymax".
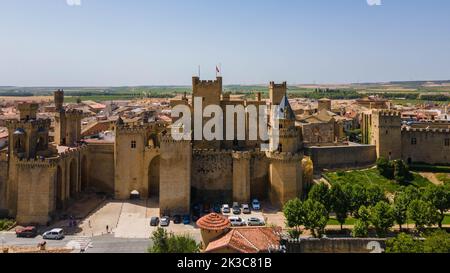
[
  {"xmin": 266, "ymin": 151, "xmax": 303, "ymax": 162},
  {"xmin": 269, "ymin": 81, "xmax": 287, "ymax": 89},
  {"xmin": 232, "ymin": 151, "xmax": 252, "ymax": 160},
  {"xmin": 5, "ymin": 118, "xmax": 51, "ymax": 129},
  {"xmin": 375, "ymin": 109, "xmax": 401, "ymax": 117},
  {"xmin": 192, "ymin": 76, "xmax": 222, "ymax": 87},
  {"xmin": 402, "ymin": 126, "xmax": 450, "ymax": 133}
]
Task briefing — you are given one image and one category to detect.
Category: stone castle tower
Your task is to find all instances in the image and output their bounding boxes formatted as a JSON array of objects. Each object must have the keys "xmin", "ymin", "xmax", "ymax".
[
  {"xmin": 369, "ymin": 110, "xmax": 402, "ymax": 160},
  {"xmin": 267, "ymin": 84, "xmax": 304, "ymax": 206},
  {"xmin": 159, "ymin": 131, "xmax": 192, "ymax": 215},
  {"xmin": 54, "ymin": 89, "xmax": 83, "ymax": 147},
  {"xmin": 191, "ymin": 76, "xmax": 223, "ymax": 149}
]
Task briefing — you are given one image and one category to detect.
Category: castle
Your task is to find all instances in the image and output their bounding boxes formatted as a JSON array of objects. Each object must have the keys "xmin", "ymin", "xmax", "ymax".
[
  {"xmin": 361, "ymin": 109, "xmax": 450, "ymax": 164},
  {"xmin": 0, "ymin": 77, "xmax": 305, "ymax": 225}
]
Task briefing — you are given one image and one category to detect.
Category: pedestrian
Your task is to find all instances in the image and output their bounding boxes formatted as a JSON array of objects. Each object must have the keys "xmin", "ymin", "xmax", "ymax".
[{"xmin": 106, "ymin": 225, "xmax": 109, "ymax": 233}]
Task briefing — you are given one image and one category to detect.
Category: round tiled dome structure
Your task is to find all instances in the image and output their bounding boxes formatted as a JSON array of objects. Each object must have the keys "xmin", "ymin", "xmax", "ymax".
[{"xmin": 196, "ymin": 213, "xmax": 231, "ymax": 231}]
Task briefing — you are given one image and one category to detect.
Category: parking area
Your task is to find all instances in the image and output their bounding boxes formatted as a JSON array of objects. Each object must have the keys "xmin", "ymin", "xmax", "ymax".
[
  {"xmin": 76, "ymin": 198, "xmax": 201, "ymax": 241},
  {"xmin": 72, "ymin": 198, "xmax": 287, "ymax": 240}
]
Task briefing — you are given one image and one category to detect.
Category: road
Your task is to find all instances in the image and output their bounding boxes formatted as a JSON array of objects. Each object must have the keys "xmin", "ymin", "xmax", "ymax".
[{"xmin": 0, "ymin": 232, "xmax": 151, "ymax": 253}]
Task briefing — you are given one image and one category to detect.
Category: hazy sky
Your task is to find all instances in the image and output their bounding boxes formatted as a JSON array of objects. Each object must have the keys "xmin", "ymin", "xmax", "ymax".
[{"xmin": 1, "ymin": 0, "xmax": 450, "ymax": 86}]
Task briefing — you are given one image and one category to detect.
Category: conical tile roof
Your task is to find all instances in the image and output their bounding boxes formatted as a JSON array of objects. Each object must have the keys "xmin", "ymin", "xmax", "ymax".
[{"xmin": 196, "ymin": 213, "xmax": 231, "ymax": 231}]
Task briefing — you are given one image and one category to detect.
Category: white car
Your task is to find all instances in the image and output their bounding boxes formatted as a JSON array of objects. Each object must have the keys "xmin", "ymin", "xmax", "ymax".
[
  {"xmin": 43, "ymin": 228, "xmax": 65, "ymax": 240},
  {"xmin": 229, "ymin": 216, "xmax": 246, "ymax": 227},
  {"xmin": 247, "ymin": 217, "xmax": 265, "ymax": 226},
  {"xmin": 222, "ymin": 204, "xmax": 231, "ymax": 214}
]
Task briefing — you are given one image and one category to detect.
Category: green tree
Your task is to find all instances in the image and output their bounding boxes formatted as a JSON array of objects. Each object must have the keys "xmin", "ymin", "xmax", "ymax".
[
  {"xmin": 370, "ymin": 201, "xmax": 395, "ymax": 237},
  {"xmin": 302, "ymin": 199, "xmax": 329, "ymax": 238},
  {"xmin": 149, "ymin": 227, "xmax": 169, "ymax": 253},
  {"xmin": 407, "ymin": 200, "xmax": 440, "ymax": 231},
  {"xmin": 392, "ymin": 190, "xmax": 411, "ymax": 230},
  {"xmin": 376, "ymin": 157, "xmax": 394, "ymax": 179},
  {"xmin": 423, "ymin": 230, "xmax": 450, "ymax": 253},
  {"xmin": 167, "ymin": 234, "xmax": 200, "ymax": 253},
  {"xmin": 393, "ymin": 160, "xmax": 412, "ymax": 183},
  {"xmin": 330, "ymin": 184, "xmax": 350, "ymax": 230},
  {"xmin": 365, "ymin": 184, "xmax": 386, "ymax": 207},
  {"xmin": 352, "ymin": 220, "xmax": 369, "ymax": 238},
  {"xmin": 356, "ymin": 205, "xmax": 371, "ymax": 224},
  {"xmin": 423, "ymin": 185, "xmax": 450, "ymax": 228},
  {"xmin": 347, "ymin": 183, "xmax": 368, "ymax": 216},
  {"xmin": 308, "ymin": 183, "xmax": 331, "ymax": 212},
  {"xmin": 148, "ymin": 227, "xmax": 200, "ymax": 253},
  {"xmin": 386, "ymin": 233, "xmax": 424, "ymax": 253},
  {"xmin": 283, "ymin": 198, "xmax": 305, "ymax": 239}
]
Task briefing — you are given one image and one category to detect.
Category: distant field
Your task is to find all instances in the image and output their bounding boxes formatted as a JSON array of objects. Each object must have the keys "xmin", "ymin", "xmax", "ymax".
[{"xmin": 1, "ymin": 80, "xmax": 449, "ymax": 103}]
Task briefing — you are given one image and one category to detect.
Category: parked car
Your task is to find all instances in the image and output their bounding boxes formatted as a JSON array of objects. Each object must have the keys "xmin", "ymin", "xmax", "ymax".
[
  {"xmin": 160, "ymin": 216, "xmax": 170, "ymax": 227},
  {"xmin": 242, "ymin": 204, "xmax": 251, "ymax": 214},
  {"xmin": 183, "ymin": 215, "xmax": 191, "ymax": 225},
  {"xmin": 222, "ymin": 204, "xmax": 231, "ymax": 214},
  {"xmin": 173, "ymin": 215, "xmax": 182, "ymax": 224},
  {"xmin": 15, "ymin": 226, "xmax": 38, "ymax": 238},
  {"xmin": 247, "ymin": 217, "xmax": 265, "ymax": 226},
  {"xmin": 150, "ymin": 217, "xmax": 160, "ymax": 227},
  {"xmin": 252, "ymin": 199, "xmax": 261, "ymax": 211},
  {"xmin": 232, "ymin": 203, "xmax": 241, "ymax": 215},
  {"xmin": 213, "ymin": 204, "xmax": 222, "ymax": 213},
  {"xmin": 229, "ymin": 216, "xmax": 246, "ymax": 227},
  {"xmin": 43, "ymin": 228, "xmax": 65, "ymax": 240}
]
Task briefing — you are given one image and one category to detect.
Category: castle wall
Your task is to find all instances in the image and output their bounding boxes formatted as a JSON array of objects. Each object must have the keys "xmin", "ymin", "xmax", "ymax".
[
  {"xmin": 0, "ymin": 152, "xmax": 8, "ymax": 211},
  {"xmin": 306, "ymin": 145, "xmax": 377, "ymax": 173},
  {"xmin": 191, "ymin": 150, "xmax": 233, "ymax": 203},
  {"xmin": 250, "ymin": 153, "xmax": 269, "ymax": 200},
  {"xmin": 160, "ymin": 139, "xmax": 191, "ymax": 215},
  {"xmin": 87, "ymin": 143, "xmax": 115, "ymax": 194},
  {"xmin": 401, "ymin": 128, "xmax": 450, "ymax": 164},
  {"xmin": 232, "ymin": 152, "xmax": 251, "ymax": 203},
  {"xmin": 268, "ymin": 153, "xmax": 303, "ymax": 207},
  {"xmin": 15, "ymin": 162, "xmax": 56, "ymax": 224}
]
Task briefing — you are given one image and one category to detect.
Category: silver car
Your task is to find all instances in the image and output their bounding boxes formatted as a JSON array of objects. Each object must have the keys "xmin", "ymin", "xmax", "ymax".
[
  {"xmin": 160, "ymin": 216, "xmax": 170, "ymax": 227},
  {"xmin": 43, "ymin": 228, "xmax": 65, "ymax": 240},
  {"xmin": 247, "ymin": 217, "xmax": 265, "ymax": 226}
]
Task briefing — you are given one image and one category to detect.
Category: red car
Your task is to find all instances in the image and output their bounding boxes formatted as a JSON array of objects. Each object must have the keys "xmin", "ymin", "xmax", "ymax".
[{"xmin": 15, "ymin": 226, "xmax": 38, "ymax": 238}]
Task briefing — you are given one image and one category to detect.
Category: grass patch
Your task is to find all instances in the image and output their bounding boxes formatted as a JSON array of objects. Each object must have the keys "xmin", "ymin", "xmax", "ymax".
[
  {"xmin": 324, "ymin": 168, "xmax": 432, "ymax": 193},
  {"xmin": 436, "ymin": 174, "xmax": 450, "ymax": 185},
  {"xmin": 327, "ymin": 217, "xmax": 357, "ymax": 226}
]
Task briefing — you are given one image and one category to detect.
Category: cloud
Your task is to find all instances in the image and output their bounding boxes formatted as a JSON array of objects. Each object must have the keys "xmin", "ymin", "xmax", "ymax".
[
  {"xmin": 367, "ymin": 0, "xmax": 382, "ymax": 6},
  {"xmin": 66, "ymin": 0, "xmax": 82, "ymax": 6}
]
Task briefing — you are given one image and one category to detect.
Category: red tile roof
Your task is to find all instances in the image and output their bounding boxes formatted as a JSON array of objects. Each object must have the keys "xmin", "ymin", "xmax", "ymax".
[
  {"xmin": 205, "ymin": 227, "xmax": 281, "ymax": 253},
  {"xmin": 196, "ymin": 213, "xmax": 231, "ymax": 231}
]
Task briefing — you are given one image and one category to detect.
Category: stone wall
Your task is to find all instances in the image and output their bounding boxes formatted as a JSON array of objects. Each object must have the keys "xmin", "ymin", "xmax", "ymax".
[
  {"xmin": 306, "ymin": 144, "xmax": 377, "ymax": 174},
  {"xmin": 87, "ymin": 143, "xmax": 115, "ymax": 194},
  {"xmin": 0, "ymin": 153, "xmax": 8, "ymax": 211},
  {"xmin": 191, "ymin": 150, "xmax": 233, "ymax": 203},
  {"xmin": 401, "ymin": 128, "xmax": 450, "ymax": 164},
  {"xmin": 285, "ymin": 238, "xmax": 387, "ymax": 253}
]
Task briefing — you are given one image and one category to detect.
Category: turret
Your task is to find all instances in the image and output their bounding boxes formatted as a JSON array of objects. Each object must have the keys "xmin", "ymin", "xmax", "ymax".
[{"xmin": 54, "ymin": 89, "xmax": 64, "ymax": 112}]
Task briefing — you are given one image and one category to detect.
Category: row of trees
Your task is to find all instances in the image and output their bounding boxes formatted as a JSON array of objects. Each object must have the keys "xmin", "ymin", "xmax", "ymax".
[
  {"xmin": 386, "ymin": 230, "xmax": 450, "ymax": 253},
  {"xmin": 283, "ymin": 181, "xmax": 450, "ymax": 238}
]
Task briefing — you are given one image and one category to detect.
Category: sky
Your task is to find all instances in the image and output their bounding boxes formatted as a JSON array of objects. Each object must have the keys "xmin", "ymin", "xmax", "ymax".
[{"xmin": 0, "ymin": 0, "xmax": 450, "ymax": 86}]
